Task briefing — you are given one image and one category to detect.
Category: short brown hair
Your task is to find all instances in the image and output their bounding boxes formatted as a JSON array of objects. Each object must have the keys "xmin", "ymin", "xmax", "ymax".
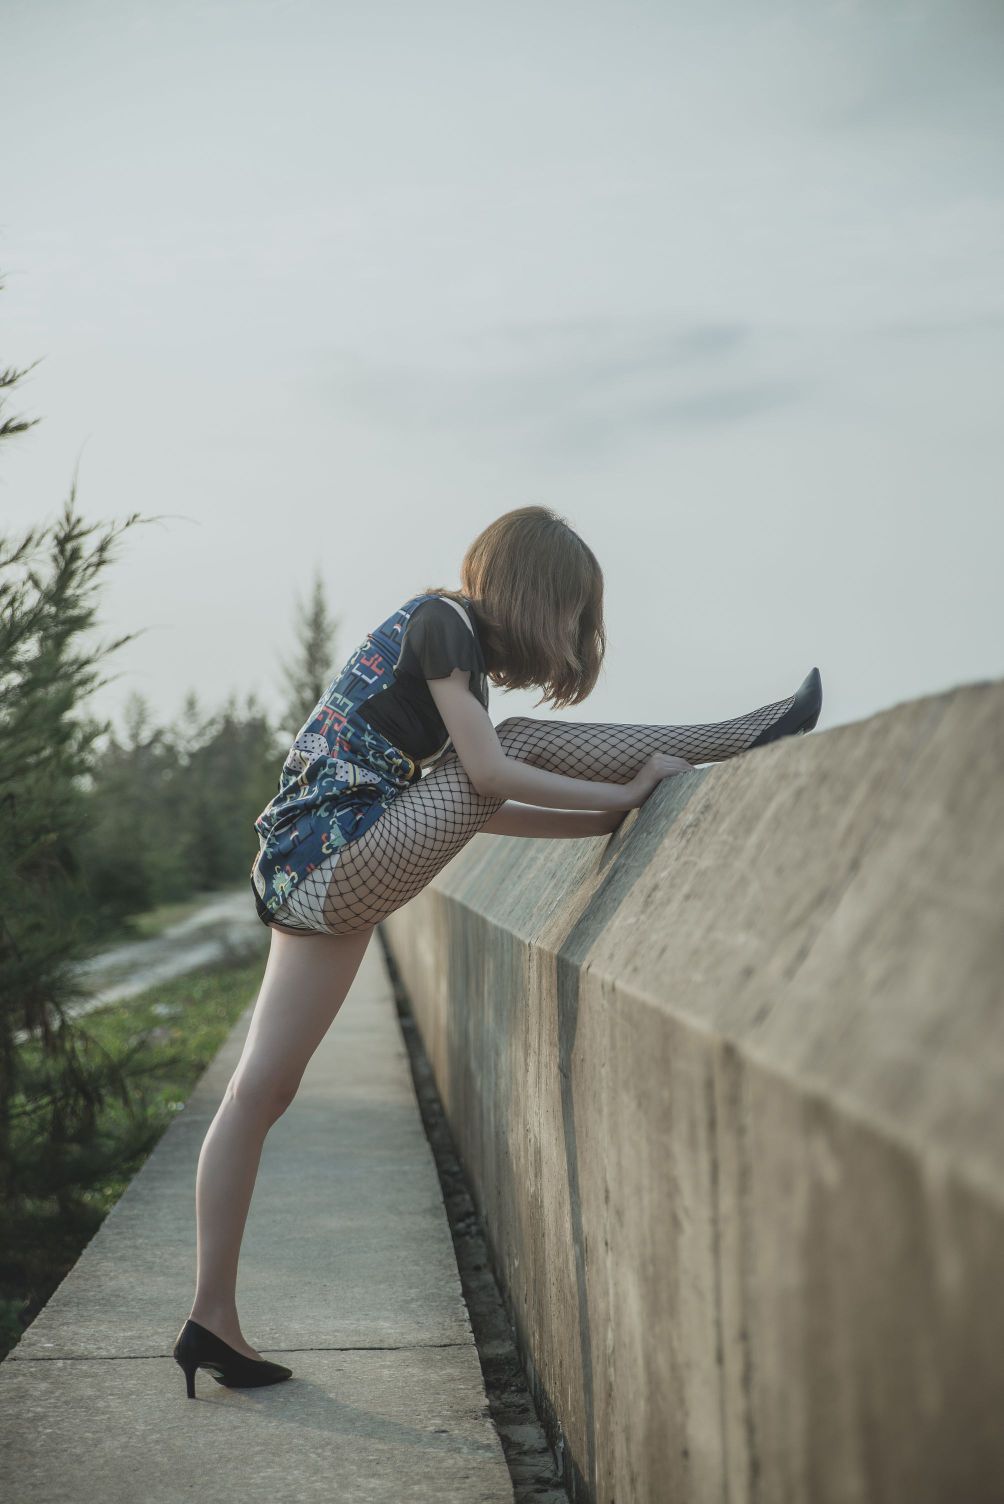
[{"xmin": 424, "ymin": 505, "xmax": 605, "ymax": 710}]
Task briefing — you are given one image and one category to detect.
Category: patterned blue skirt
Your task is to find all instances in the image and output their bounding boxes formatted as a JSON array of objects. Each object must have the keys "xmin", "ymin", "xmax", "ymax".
[{"xmin": 250, "ymin": 721, "xmax": 421, "ymax": 928}]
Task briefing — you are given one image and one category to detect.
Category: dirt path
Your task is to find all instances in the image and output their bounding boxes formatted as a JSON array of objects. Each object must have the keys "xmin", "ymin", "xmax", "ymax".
[
  {"xmin": 70, "ymin": 887, "xmax": 270, "ymax": 1019},
  {"xmin": 15, "ymin": 888, "xmax": 269, "ymax": 1045}
]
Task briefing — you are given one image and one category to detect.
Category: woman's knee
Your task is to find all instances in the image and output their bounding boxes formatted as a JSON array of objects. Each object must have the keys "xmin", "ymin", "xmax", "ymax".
[
  {"xmin": 225, "ymin": 1066, "xmax": 299, "ymax": 1123},
  {"xmin": 495, "ymin": 714, "xmax": 536, "ymax": 743},
  {"xmin": 495, "ymin": 715, "xmax": 540, "ymax": 756}
]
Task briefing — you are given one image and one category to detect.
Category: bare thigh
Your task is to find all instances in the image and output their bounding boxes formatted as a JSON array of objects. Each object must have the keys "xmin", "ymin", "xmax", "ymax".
[{"xmin": 230, "ymin": 924, "xmax": 376, "ymax": 1105}]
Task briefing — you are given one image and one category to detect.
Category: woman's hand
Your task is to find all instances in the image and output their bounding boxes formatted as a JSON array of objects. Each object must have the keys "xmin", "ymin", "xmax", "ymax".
[{"xmin": 626, "ymin": 753, "xmax": 695, "ymax": 807}]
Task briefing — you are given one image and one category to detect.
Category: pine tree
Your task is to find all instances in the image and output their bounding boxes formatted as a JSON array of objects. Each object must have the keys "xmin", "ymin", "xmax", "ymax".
[
  {"xmin": 278, "ymin": 568, "xmax": 338, "ymax": 736},
  {"xmin": 0, "ymin": 280, "xmax": 150, "ymax": 1270}
]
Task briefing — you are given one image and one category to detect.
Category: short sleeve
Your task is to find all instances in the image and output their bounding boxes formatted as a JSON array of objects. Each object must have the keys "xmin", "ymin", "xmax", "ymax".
[{"xmin": 399, "ymin": 599, "xmax": 483, "ymax": 687}]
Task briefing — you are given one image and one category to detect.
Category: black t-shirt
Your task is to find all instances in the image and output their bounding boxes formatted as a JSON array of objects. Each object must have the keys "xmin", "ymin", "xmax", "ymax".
[{"xmin": 356, "ymin": 595, "xmax": 490, "ymax": 768}]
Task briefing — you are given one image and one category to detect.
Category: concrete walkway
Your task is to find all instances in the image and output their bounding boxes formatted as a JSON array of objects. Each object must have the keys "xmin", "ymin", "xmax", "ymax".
[{"xmin": 1, "ymin": 940, "xmax": 514, "ymax": 1503}]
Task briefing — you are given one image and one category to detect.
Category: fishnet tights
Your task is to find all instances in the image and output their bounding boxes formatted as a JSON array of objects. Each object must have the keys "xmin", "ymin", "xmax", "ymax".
[{"xmin": 270, "ymin": 686, "xmax": 796, "ymax": 935}]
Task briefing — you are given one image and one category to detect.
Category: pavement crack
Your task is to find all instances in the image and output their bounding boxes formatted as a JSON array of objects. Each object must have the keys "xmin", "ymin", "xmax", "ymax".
[{"xmin": 10, "ymin": 1340, "xmax": 473, "ymax": 1361}]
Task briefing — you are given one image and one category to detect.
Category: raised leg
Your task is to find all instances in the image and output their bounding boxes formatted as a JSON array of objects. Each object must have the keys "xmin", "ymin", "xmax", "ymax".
[
  {"xmin": 492, "ymin": 685, "xmax": 799, "ymax": 779},
  {"xmin": 188, "ymin": 923, "xmax": 374, "ymax": 1357},
  {"xmin": 279, "ymin": 681, "xmax": 799, "ymax": 935}
]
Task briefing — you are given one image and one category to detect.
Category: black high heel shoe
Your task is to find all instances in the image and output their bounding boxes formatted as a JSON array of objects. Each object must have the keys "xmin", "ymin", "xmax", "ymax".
[
  {"xmin": 749, "ymin": 667, "xmax": 823, "ymax": 749},
  {"xmin": 172, "ymin": 1318, "xmax": 293, "ymax": 1398}
]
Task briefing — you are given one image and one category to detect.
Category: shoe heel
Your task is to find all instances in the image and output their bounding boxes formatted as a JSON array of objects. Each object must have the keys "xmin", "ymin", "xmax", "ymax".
[{"xmin": 179, "ymin": 1358, "xmax": 197, "ymax": 1398}]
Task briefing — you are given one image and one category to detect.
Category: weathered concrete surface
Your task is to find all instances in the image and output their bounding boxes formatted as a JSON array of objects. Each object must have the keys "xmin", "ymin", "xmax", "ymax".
[
  {"xmin": 382, "ymin": 679, "xmax": 1004, "ymax": 1504},
  {"xmin": 0, "ymin": 944, "xmax": 513, "ymax": 1502},
  {"xmin": 1, "ymin": 1349, "xmax": 502, "ymax": 1504}
]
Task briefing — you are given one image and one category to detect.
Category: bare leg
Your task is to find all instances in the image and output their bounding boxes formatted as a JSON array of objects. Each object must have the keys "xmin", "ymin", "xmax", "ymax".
[
  {"xmin": 188, "ymin": 923, "xmax": 374, "ymax": 1357},
  {"xmin": 274, "ymin": 682, "xmax": 800, "ymax": 935}
]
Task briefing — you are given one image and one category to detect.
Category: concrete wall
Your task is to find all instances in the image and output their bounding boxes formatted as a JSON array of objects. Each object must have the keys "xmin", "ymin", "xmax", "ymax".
[{"xmin": 381, "ymin": 680, "xmax": 1004, "ymax": 1504}]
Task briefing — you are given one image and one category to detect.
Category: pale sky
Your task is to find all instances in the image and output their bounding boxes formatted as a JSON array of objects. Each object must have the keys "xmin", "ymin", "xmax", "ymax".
[{"xmin": 2, "ymin": 0, "xmax": 1002, "ymax": 741}]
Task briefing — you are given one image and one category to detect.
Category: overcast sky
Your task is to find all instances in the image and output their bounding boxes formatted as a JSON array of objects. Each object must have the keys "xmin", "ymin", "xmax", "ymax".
[{"xmin": 2, "ymin": 0, "xmax": 1001, "ymax": 743}]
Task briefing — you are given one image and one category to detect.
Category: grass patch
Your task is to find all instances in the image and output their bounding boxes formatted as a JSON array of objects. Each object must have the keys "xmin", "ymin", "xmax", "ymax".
[{"xmin": 1, "ymin": 953, "xmax": 265, "ymax": 1362}]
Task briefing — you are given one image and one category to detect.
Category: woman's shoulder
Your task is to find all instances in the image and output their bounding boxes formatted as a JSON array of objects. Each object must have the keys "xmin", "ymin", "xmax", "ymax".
[
  {"xmin": 402, "ymin": 592, "xmax": 476, "ymax": 633},
  {"xmin": 396, "ymin": 592, "xmax": 486, "ymax": 691},
  {"xmin": 368, "ymin": 591, "xmax": 453, "ymax": 640}
]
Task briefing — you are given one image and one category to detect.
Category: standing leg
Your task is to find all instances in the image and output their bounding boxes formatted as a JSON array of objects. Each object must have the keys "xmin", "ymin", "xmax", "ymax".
[
  {"xmin": 289, "ymin": 679, "xmax": 804, "ymax": 935},
  {"xmin": 187, "ymin": 924, "xmax": 374, "ymax": 1358}
]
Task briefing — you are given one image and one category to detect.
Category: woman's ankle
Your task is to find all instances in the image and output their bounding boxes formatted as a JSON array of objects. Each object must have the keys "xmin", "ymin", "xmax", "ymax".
[{"xmin": 189, "ymin": 1297, "xmax": 240, "ymax": 1332}]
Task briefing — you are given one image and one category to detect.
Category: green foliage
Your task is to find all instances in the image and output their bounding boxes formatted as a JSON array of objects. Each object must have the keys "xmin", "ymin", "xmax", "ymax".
[
  {"xmin": 0, "ymin": 272, "xmax": 339, "ymax": 1364},
  {"xmin": 82, "ymin": 685, "xmax": 284, "ymax": 934},
  {"xmin": 0, "ymin": 953, "xmax": 266, "ymax": 1360},
  {"xmin": 0, "ymin": 491, "xmax": 150, "ymax": 1197},
  {"xmin": 82, "ymin": 569, "xmax": 340, "ymax": 933},
  {"xmin": 0, "ymin": 324, "xmax": 42, "ymax": 444}
]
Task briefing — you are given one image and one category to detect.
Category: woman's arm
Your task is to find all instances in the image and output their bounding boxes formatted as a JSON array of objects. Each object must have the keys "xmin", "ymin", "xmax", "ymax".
[
  {"xmin": 427, "ymin": 670, "xmax": 643, "ymax": 812},
  {"xmin": 479, "ymin": 802, "xmax": 628, "ymax": 839}
]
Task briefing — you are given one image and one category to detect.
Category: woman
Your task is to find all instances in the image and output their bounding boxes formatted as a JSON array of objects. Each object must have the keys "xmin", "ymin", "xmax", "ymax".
[{"xmin": 173, "ymin": 505, "xmax": 822, "ymax": 1396}]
